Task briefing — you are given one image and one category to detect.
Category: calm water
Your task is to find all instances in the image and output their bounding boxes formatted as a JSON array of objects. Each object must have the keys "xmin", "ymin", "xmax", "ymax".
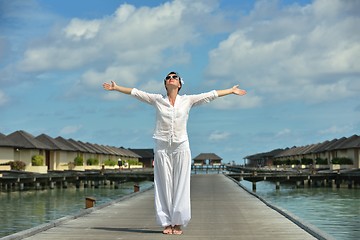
[
  {"xmin": 0, "ymin": 181, "xmax": 153, "ymax": 238},
  {"xmin": 240, "ymin": 180, "xmax": 360, "ymax": 240}
]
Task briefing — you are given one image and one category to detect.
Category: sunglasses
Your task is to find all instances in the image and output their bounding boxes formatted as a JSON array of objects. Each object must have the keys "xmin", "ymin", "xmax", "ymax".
[{"xmin": 165, "ymin": 75, "xmax": 179, "ymax": 80}]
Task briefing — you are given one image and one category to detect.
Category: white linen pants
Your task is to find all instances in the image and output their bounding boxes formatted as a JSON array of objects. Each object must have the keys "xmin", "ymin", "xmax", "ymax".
[{"xmin": 154, "ymin": 139, "xmax": 192, "ymax": 227}]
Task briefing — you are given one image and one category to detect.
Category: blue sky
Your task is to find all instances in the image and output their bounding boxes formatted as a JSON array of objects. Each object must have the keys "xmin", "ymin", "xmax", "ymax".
[{"xmin": 0, "ymin": 0, "xmax": 359, "ymax": 164}]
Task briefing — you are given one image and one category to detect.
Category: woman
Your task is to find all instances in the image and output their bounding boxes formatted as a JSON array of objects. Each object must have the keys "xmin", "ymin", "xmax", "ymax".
[{"xmin": 102, "ymin": 72, "xmax": 246, "ymax": 235}]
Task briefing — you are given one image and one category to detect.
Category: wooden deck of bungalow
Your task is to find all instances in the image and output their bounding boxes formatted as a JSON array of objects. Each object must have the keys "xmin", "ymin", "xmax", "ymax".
[{"xmin": 3, "ymin": 174, "xmax": 332, "ymax": 240}]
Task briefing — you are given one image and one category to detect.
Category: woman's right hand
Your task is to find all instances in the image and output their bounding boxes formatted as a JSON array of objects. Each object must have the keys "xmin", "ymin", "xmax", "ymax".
[{"xmin": 102, "ymin": 81, "xmax": 117, "ymax": 91}]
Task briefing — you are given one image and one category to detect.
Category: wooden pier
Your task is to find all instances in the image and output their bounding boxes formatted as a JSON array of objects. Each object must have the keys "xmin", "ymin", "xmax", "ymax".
[
  {"xmin": 0, "ymin": 169, "xmax": 154, "ymax": 191},
  {"xmin": 227, "ymin": 166, "xmax": 360, "ymax": 190},
  {"xmin": 3, "ymin": 174, "xmax": 332, "ymax": 240},
  {"xmin": 191, "ymin": 164, "xmax": 226, "ymax": 174}
]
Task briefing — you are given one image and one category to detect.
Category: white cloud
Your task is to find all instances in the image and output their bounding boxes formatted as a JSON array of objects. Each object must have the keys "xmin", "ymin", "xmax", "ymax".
[
  {"xmin": 0, "ymin": 90, "xmax": 9, "ymax": 106},
  {"xmin": 6, "ymin": 0, "xmax": 360, "ymax": 109},
  {"xmin": 276, "ymin": 128, "xmax": 291, "ymax": 137},
  {"xmin": 17, "ymin": 1, "xmax": 206, "ymax": 73},
  {"xmin": 82, "ymin": 66, "xmax": 138, "ymax": 89},
  {"xmin": 318, "ymin": 125, "xmax": 353, "ymax": 135},
  {"xmin": 60, "ymin": 125, "xmax": 82, "ymax": 135},
  {"xmin": 63, "ymin": 18, "xmax": 101, "ymax": 41},
  {"xmin": 20, "ymin": 45, "xmax": 101, "ymax": 71},
  {"xmin": 206, "ymin": 0, "xmax": 360, "ymax": 105},
  {"xmin": 16, "ymin": 0, "xmax": 228, "ymax": 94},
  {"xmin": 211, "ymin": 93, "xmax": 262, "ymax": 109},
  {"xmin": 209, "ymin": 131, "xmax": 230, "ymax": 141},
  {"xmin": 138, "ymin": 79, "xmax": 165, "ymax": 94}
]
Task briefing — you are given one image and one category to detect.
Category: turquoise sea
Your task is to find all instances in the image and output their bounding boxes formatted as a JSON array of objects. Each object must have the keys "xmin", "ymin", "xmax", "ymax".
[
  {"xmin": 240, "ymin": 180, "xmax": 360, "ymax": 240},
  {"xmin": 0, "ymin": 181, "xmax": 154, "ymax": 238}
]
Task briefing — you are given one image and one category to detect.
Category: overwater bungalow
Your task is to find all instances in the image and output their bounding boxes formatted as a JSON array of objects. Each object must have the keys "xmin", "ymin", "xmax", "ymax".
[
  {"xmin": 0, "ymin": 133, "xmax": 16, "ymax": 167},
  {"xmin": 193, "ymin": 153, "xmax": 222, "ymax": 166},
  {"xmin": 119, "ymin": 147, "xmax": 142, "ymax": 162},
  {"xmin": 244, "ymin": 148, "xmax": 284, "ymax": 167},
  {"xmin": 5, "ymin": 131, "xmax": 52, "ymax": 173},
  {"xmin": 53, "ymin": 136, "xmax": 81, "ymax": 170},
  {"xmin": 129, "ymin": 148, "xmax": 154, "ymax": 168},
  {"xmin": 244, "ymin": 135, "xmax": 360, "ymax": 169},
  {"xmin": 332, "ymin": 135, "xmax": 360, "ymax": 165},
  {"xmin": 35, "ymin": 133, "xmax": 77, "ymax": 171},
  {"xmin": 0, "ymin": 130, "xmax": 145, "ymax": 173}
]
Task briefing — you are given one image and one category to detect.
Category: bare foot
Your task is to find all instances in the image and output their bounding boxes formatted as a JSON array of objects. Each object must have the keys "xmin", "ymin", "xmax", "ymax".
[
  {"xmin": 172, "ymin": 225, "xmax": 183, "ymax": 235},
  {"xmin": 162, "ymin": 225, "xmax": 172, "ymax": 234}
]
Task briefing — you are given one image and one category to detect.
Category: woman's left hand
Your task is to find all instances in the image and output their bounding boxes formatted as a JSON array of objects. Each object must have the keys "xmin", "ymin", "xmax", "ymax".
[{"xmin": 232, "ymin": 85, "xmax": 247, "ymax": 96}]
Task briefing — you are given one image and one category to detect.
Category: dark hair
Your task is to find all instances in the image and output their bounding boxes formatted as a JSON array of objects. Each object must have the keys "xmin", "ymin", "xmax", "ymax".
[{"xmin": 164, "ymin": 71, "xmax": 182, "ymax": 92}]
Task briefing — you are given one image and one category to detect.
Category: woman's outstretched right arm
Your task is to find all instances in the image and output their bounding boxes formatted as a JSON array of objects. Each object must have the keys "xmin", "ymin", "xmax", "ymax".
[{"xmin": 102, "ymin": 81, "xmax": 132, "ymax": 94}]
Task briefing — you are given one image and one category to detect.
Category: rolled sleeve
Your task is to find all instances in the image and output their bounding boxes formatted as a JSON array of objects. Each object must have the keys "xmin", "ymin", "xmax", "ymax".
[
  {"xmin": 131, "ymin": 88, "xmax": 160, "ymax": 105},
  {"xmin": 190, "ymin": 90, "xmax": 218, "ymax": 107}
]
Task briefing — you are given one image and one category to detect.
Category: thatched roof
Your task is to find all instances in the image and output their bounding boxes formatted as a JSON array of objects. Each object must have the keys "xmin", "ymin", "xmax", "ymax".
[
  {"xmin": 0, "ymin": 130, "xmax": 147, "ymax": 159},
  {"xmin": 246, "ymin": 148, "xmax": 284, "ymax": 160},
  {"xmin": 129, "ymin": 148, "xmax": 154, "ymax": 159},
  {"xmin": 119, "ymin": 147, "xmax": 142, "ymax": 158},
  {"xmin": 193, "ymin": 153, "xmax": 222, "ymax": 161},
  {"xmin": 6, "ymin": 130, "xmax": 51, "ymax": 149},
  {"xmin": 67, "ymin": 138, "xmax": 94, "ymax": 153},
  {"xmin": 54, "ymin": 136, "xmax": 78, "ymax": 151},
  {"xmin": 36, "ymin": 134, "xmax": 75, "ymax": 151},
  {"xmin": 85, "ymin": 142, "xmax": 109, "ymax": 154},
  {"xmin": 333, "ymin": 135, "xmax": 360, "ymax": 149},
  {"xmin": 74, "ymin": 140, "xmax": 97, "ymax": 154},
  {"xmin": 0, "ymin": 133, "xmax": 16, "ymax": 147},
  {"xmin": 263, "ymin": 135, "xmax": 360, "ymax": 160}
]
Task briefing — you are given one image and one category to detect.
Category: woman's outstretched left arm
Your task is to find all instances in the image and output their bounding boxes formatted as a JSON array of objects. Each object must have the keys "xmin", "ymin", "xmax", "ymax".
[{"xmin": 216, "ymin": 85, "xmax": 247, "ymax": 97}]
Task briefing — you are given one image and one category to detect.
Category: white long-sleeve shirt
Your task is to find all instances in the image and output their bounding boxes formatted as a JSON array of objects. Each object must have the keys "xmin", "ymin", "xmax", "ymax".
[{"xmin": 131, "ymin": 88, "xmax": 218, "ymax": 143}]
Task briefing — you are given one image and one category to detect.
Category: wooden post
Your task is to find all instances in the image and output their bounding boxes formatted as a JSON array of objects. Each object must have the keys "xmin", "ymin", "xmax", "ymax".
[
  {"xmin": 85, "ymin": 197, "xmax": 96, "ymax": 209},
  {"xmin": 327, "ymin": 179, "xmax": 333, "ymax": 188},
  {"xmin": 276, "ymin": 181, "xmax": 280, "ymax": 190},
  {"xmin": 134, "ymin": 184, "xmax": 140, "ymax": 192},
  {"xmin": 336, "ymin": 179, "xmax": 341, "ymax": 188}
]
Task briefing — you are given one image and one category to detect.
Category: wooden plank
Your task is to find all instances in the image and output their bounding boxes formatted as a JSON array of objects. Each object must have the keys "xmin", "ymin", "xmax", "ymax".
[{"xmin": 14, "ymin": 174, "xmax": 324, "ymax": 240}]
